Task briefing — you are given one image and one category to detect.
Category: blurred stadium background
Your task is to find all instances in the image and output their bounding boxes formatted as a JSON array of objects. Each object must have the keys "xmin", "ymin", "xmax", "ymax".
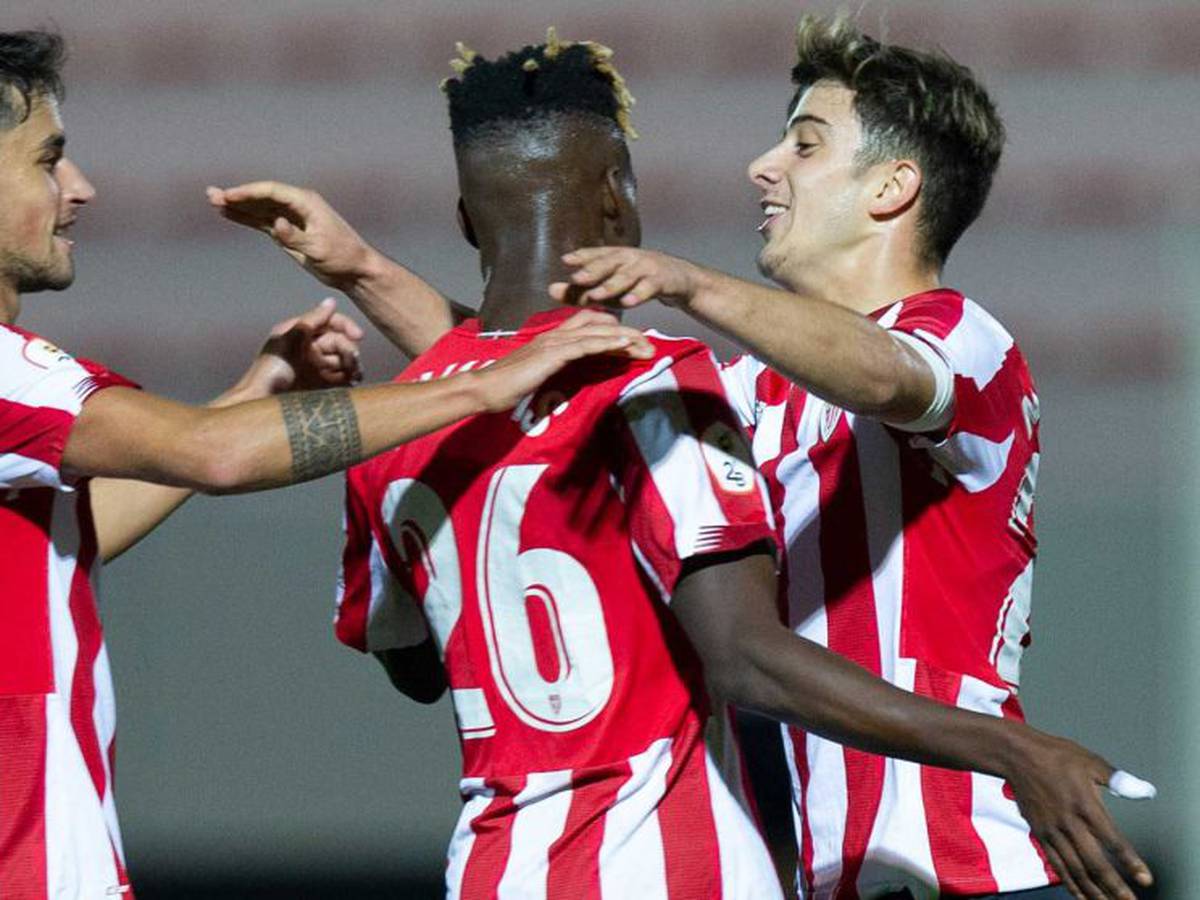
[{"xmin": 2, "ymin": 1, "xmax": 1196, "ymax": 896}]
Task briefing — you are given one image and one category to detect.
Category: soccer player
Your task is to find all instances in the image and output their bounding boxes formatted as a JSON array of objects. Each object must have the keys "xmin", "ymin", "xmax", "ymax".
[
  {"xmin": 0, "ymin": 29, "xmax": 653, "ymax": 898},
  {"xmin": 552, "ymin": 16, "xmax": 1149, "ymax": 900},
  {"xmin": 219, "ymin": 33, "xmax": 1150, "ymax": 900}
]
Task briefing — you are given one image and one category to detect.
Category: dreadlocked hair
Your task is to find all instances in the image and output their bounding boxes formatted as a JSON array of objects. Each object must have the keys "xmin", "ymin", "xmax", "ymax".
[
  {"xmin": 443, "ymin": 27, "xmax": 637, "ymax": 146},
  {"xmin": 0, "ymin": 30, "xmax": 65, "ymax": 130},
  {"xmin": 790, "ymin": 13, "xmax": 1004, "ymax": 268}
]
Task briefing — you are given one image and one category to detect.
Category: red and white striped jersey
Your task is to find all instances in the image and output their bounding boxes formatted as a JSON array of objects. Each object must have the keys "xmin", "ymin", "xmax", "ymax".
[
  {"xmin": 336, "ymin": 308, "xmax": 783, "ymax": 899},
  {"xmin": 720, "ymin": 290, "xmax": 1048, "ymax": 899},
  {"xmin": 0, "ymin": 323, "xmax": 137, "ymax": 899}
]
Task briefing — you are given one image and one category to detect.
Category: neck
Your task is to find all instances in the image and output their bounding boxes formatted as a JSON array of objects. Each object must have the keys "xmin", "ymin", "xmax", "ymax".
[
  {"xmin": 777, "ymin": 237, "xmax": 940, "ymax": 315},
  {"xmin": 476, "ymin": 221, "xmax": 611, "ymax": 332},
  {"xmin": 0, "ymin": 282, "xmax": 19, "ymax": 325}
]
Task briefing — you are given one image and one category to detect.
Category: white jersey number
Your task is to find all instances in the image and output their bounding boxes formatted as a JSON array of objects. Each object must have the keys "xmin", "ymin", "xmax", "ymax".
[{"xmin": 382, "ymin": 465, "xmax": 614, "ymax": 735}]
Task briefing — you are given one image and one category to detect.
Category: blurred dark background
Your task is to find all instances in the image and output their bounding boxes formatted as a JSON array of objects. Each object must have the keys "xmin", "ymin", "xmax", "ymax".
[{"xmin": 2, "ymin": 1, "xmax": 1195, "ymax": 896}]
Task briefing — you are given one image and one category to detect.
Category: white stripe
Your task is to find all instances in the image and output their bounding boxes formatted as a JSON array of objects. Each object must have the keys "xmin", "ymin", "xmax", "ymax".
[
  {"xmin": 619, "ymin": 359, "xmax": 728, "ymax": 560},
  {"xmin": 856, "ymin": 659, "xmax": 936, "ymax": 898},
  {"xmin": 452, "ymin": 688, "xmax": 496, "ymax": 740},
  {"xmin": 957, "ymin": 675, "xmax": 1050, "ymax": 892},
  {"xmin": 598, "ymin": 738, "xmax": 671, "ymax": 900},
  {"xmin": 943, "ymin": 298, "xmax": 1013, "ymax": 391},
  {"xmin": 705, "ymin": 750, "xmax": 785, "ymax": 899},
  {"xmin": 364, "ymin": 535, "xmax": 430, "ymax": 651},
  {"xmin": 782, "ymin": 404, "xmax": 851, "ymax": 898},
  {"xmin": 0, "ymin": 331, "xmax": 92, "ymax": 413},
  {"xmin": 0, "ymin": 451, "xmax": 71, "ymax": 491},
  {"xmin": 718, "ymin": 355, "xmax": 766, "ymax": 431},
  {"xmin": 496, "ymin": 770, "xmax": 574, "ymax": 900},
  {"xmin": 446, "ymin": 778, "xmax": 493, "ymax": 900},
  {"xmin": 91, "ymin": 641, "xmax": 126, "ymax": 864},
  {"xmin": 44, "ymin": 695, "xmax": 120, "ymax": 896}
]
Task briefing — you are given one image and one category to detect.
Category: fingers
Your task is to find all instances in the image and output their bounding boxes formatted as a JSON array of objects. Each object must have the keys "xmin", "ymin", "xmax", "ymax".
[
  {"xmin": 543, "ymin": 319, "xmax": 653, "ymax": 358},
  {"xmin": 292, "ymin": 297, "xmax": 338, "ymax": 334},
  {"xmin": 209, "ymin": 180, "xmax": 316, "ymax": 218},
  {"xmin": 311, "ymin": 330, "xmax": 363, "ymax": 383},
  {"xmin": 1079, "ymin": 791, "xmax": 1154, "ymax": 889}
]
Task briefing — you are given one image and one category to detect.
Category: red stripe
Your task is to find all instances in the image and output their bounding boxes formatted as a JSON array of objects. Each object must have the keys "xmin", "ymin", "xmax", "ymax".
[
  {"xmin": 0, "ymin": 397, "xmax": 74, "ymax": 471},
  {"xmin": 0, "ymin": 694, "xmax": 49, "ymax": 897},
  {"xmin": 0, "ymin": 491, "xmax": 55, "ymax": 695},
  {"xmin": 672, "ymin": 350, "xmax": 774, "ymax": 531},
  {"xmin": 916, "ymin": 663, "xmax": 999, "ymax": 893},
  {"xmin": 544, "ymin": 761, "xmax": 630, "ymax": 900},
  {"xmin": 67, "ymin": 496, "xmax": 107, "ymax": 799},
  {"xmin": 657, "ymin": 727, "xmax": 721, "ymax": 898},
  {"xmin": 334, "ymin": 471, "xmax": 374, "ymax": 652},
  {"xmin": 1001, "ymin": 696, "xmax": 1059, "ymax": 885},
  {"xmin": 458, "ymin": 776, "xmax": 524, "ymax": 900},
  {"xmin": 807, "ymin": 414, "xmax": 885, "ymax": 900},
  {"xmin": 788, "ymin": 727, "xmax": 815, "ymax": 897}
]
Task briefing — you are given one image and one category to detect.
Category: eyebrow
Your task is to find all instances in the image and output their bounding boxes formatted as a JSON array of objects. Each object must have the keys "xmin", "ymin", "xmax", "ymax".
[{"xmin": 784, "ymin": 113, "xmax": 830, "ymax": 134}]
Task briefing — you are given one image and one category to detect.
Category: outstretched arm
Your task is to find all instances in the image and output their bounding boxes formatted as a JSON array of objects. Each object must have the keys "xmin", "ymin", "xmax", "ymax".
[
  {"xmin": 65, "ymin": 310, "xmax": 652, "ymax": 494},
  {"xmin": 91, "ymin": 299, "xmax": 365, "ymax": 562},
  {"xmin": 672, "ymin": 548, "xmax": 1153, "ymax": 900},
  {"xmin": 208, "ymin": 181, "xmax": 462, "ymax": 357},
  {"xmin": 553, "ymin": 248, "xmax": 938, "ymax": 426}
]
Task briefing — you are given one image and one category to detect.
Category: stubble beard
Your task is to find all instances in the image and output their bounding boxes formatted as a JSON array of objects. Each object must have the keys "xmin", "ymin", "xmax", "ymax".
[{"xmin": 1, "ymin": 247, "xmax": 74, "ymax": 294}]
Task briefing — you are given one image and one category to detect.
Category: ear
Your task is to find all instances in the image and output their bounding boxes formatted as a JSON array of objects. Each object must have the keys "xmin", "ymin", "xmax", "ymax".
[
  {"xmin": 456, "ymin": 197, "xmax": 479, "ymax": 248},
  {"xmin": 601, "ymin": 167, "xmax": 641, "ymax": 248},
  {"xmin": 868, "ymin": 159, "xmax": 921, "ymax": 220}
]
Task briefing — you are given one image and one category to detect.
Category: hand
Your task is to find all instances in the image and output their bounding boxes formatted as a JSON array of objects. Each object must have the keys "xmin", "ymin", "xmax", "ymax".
[
  {"xmin": 469, "ymin": 309, "xmax": 654, "ymax": 413},
  {"xmin": 231, "ymin": 298, "xmax": 365, "ymax": 400},
  {"xmin": 1004, "ymin": 728, "xmax": 1153, "ymax": 899},
  {"xmin": 549, "ymin": 247, "xmax": 708, "ymax": 309},
  {"xmin": 207, "ymin": 181, "xmax": 376, "ymax": 291}
]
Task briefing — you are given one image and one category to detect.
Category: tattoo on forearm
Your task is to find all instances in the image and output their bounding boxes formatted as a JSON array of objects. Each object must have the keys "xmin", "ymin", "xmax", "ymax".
[{"xmin": 279, "ymin": 389, "xmax": 363, "ymax": 482}]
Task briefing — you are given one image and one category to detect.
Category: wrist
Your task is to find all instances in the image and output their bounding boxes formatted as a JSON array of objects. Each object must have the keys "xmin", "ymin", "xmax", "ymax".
[
  {"xmin": 341, "ymin": 244, "xmax": 393, "ymax": 296},
  {"xmin": 451, "ymin": 369, "xmax": 499, "ymax": 416}
]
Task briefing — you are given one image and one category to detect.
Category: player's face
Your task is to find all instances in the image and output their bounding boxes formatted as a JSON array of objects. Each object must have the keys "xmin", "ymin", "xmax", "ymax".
[
  {"xmin": 747, "ymin": 81, "xmax": 874, "ymax": 290},
  {"xmin": 0, "ymin": 94, "xmax": 94, "ymax": 297}
]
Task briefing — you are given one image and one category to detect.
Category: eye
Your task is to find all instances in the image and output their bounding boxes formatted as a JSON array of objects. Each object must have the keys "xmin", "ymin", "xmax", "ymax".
[{"xmin": 793, "ymin": 141, "xmax": 816, "ymax": 156}]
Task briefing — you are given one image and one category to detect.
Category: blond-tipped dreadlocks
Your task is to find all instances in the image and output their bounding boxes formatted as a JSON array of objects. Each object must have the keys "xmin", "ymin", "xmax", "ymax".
[{"xmin": 442, "ymin": 27, "xmax": 637, "ymax": 144}]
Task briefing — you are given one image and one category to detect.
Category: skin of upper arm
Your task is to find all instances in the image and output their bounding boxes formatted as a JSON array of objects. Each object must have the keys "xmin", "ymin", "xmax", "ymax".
[
  {"xmin": 62, "ymin": 386, "xmax": 207, "ymax": 484},
  {"xmin": 670, "ymin": 545, "xmax": 780, "ymax": 699},
  {"xmin": 373, "ymin": 641, "xmax": 447, "ymax": 704}
]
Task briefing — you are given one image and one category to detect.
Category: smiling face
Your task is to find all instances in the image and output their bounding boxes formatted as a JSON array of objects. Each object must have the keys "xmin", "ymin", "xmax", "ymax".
[
  {"xmin": 0, "ymin": 91, "xmax": 94, "ymax": 305},
  {"xmin": 747, "ymin": 80, "xmax": 881, "ymax": 291}
]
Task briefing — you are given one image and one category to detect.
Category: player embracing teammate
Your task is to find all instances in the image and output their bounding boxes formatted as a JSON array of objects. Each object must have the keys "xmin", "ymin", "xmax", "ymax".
[{"xmin": 216, "ymin": 24, "xmax": 1155, "ymax": 900}]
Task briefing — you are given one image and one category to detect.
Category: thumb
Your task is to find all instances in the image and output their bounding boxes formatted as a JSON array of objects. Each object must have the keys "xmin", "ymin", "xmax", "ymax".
[
  {"xmin": 271, "ymin": 215, "xmax": 303, "ymax": 248},
  {"xmin": 295, "ymin": 297, "xmax": 338, "ymax": 333}
]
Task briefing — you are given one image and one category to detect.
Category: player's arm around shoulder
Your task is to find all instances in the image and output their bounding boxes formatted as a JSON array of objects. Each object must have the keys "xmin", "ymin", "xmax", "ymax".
[{"xmin": 555, "ymin": 246, "xmax": 941, "ymax": 426}]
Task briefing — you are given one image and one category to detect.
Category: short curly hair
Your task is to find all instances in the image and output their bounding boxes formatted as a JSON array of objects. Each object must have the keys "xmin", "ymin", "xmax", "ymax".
[
  {"xmin": 443, "ymin": 28, "xmax": 636, "ymax": 147},
  {"xmin": 0, "ymin": 30, "xmax": 65, "ymax": 130},
  {"xmin": 790, "ymin": 14, "xmax": 1005, "ymax": 268}
]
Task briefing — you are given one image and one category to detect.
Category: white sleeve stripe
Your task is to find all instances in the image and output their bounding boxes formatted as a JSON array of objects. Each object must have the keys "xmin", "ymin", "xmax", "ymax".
[
  {"xmin": 619, "ymin": 361, "xmax": 729, "ymax": 561},
  {"xmin": 889, "ymin": 330, "xmax": 956, "ymax": 434},
  {"xmin": 0, "ymin": 452, "xmax": 69, "ymax": 491}
]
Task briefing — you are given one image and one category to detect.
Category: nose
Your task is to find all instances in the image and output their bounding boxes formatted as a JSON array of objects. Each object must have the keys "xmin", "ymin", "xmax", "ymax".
[
  {"xmin": 56, "ymin": 157, "xmax": 96, "ymax": 206},
  {"xmin": 747, "ymin": 144, "xmax": 782, "ymax": 190}
]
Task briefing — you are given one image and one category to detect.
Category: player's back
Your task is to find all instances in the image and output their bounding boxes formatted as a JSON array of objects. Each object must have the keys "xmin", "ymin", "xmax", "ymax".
[{"xmin": 337, "ymin": 309, "xmax": 782, "ymax": 899}]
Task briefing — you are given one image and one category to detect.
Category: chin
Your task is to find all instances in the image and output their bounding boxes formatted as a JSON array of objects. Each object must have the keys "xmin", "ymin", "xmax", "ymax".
[{"xmin": 15, "ymin": 261, "xmax": 75, "ymax": 294}]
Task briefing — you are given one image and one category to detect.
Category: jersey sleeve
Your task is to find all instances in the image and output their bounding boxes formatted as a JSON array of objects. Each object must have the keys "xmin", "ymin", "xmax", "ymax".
[
  {"xmin": 884, "ymin": 294, "xmax": 1036, "ymax": 493},
  {"xmin": 717, "ymin": 354, "xmax": 766, "ymax": 430},
  {"xmin": 0, "ymin": 327, "xmax": 137, "ymax": 492},
  {"xmin": 613, "ymin": 344, "xmax": 778, "ymax": 599},
  {"xmin": 334, "ymin": 467, "xmax": 430, "ymax": 653}
]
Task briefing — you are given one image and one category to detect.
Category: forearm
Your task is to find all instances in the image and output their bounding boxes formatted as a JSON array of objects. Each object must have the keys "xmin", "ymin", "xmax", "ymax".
[
  {"xmin": 343, "ymin": 248, "xmax": 455, "ymax": 358},
  {"xmin": 90, "ymin": 382, "xmax": 266, "ymax": 562},
  {"xmin": 729, "ymin": 623, "xmax": 1023, "ymax": 778},
  {"xmin": 68, "ymin": 377, "xmax": 487, "ymax": 494},
  {"xmin": 190, "ymin": 376, "xmax": 486, "ymax": 493},
  {"xmin": 685, "ymin": 268, "xmax": 931, "ymax": 422}
]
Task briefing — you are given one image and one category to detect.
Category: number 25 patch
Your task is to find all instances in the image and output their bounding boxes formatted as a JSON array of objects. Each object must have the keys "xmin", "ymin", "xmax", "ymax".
[{"xmin": 700, "ymin": 421, "xmax": 757, "ymax": 495}]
